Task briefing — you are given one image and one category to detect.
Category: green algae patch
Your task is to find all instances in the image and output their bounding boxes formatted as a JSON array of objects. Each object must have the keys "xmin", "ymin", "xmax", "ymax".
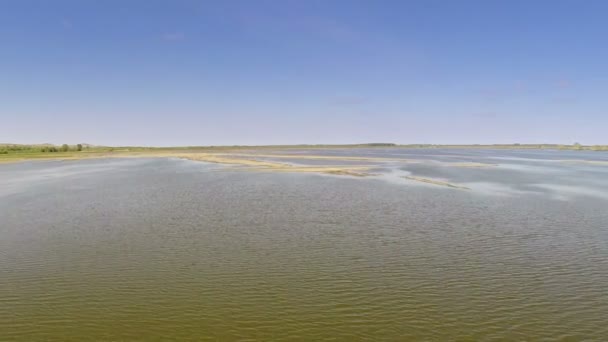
[
  {"xmin": 401, "ymin": 176, "xmax": 470, "ymax": 190},
  {"xmin": 559, "ymin": 160, "xmax": 608, "ymax": 166}
]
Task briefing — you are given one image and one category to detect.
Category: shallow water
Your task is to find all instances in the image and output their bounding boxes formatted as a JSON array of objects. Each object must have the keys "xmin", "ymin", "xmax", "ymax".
[{"xmin": 1, "ymin": 150, "xmax": 608, "ymax": 340}]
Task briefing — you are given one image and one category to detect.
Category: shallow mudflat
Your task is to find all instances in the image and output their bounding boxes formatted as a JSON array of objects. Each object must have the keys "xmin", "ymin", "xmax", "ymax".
[{"xmin": 1, "ymin": 149, "xmax": 608, "ymax": 340}]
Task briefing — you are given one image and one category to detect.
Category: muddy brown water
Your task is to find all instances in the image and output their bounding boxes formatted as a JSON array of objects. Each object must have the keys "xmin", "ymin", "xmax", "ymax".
[{"xmin": 1, "ymin": 150, "xmax": 607, "ymax": 340}]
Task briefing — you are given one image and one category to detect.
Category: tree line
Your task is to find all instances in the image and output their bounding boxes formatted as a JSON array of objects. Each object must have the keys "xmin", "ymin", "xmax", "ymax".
[
  {"xmin": 0, "ymin": 144, "xmax": 85, "ymax": 154},
  {"xmin": 40, "ymin": 144, "xmax": 84, "ymax": 152}
]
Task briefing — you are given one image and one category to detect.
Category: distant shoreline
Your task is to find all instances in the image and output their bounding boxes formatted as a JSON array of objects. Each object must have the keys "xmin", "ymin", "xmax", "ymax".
[
  {"xmin": 1, "ymin": 143, "xmax": 606, "ymax": 166},
  {"xmin": 2, "ymin": 142, "xmax": 607, "ymax": 151}
]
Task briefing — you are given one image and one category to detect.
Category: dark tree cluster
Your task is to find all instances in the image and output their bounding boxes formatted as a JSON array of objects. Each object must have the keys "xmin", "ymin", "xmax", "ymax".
[
  {"xmin": 39, "ymin": 144, "xmax": 84, "ymax": 153},
  {"xmin": 40, "ymin": 146, "xmax": 59, "ymax": 152}
]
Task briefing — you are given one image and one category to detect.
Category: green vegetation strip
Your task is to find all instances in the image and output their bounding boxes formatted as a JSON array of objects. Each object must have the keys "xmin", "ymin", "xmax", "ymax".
[{"xmin": 401, "ymin": 176, "xmax": 470, "ymax": 190}]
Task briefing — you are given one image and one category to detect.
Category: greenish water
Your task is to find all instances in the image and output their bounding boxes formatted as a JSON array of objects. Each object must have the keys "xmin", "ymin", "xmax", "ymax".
[{"xmin": 1, "ymin": 150, "xmax": 607, "ymax": 340}]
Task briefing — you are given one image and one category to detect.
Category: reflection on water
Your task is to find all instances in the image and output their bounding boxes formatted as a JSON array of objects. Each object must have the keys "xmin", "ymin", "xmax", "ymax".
[{"xmin": 1, "ymin": 150, "xmax": 607, "ymax": 340}]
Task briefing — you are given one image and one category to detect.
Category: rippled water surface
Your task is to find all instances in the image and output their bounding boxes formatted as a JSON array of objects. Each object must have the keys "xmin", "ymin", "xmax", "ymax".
[{"xmin": 1, "ymin": 149, "xmax": 608, "ymax": 340}]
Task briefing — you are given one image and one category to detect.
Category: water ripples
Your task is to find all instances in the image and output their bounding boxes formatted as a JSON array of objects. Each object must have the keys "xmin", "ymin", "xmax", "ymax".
[{"xmin": 1, "ymin": 157, "xmax": 607, "ymax": 340}]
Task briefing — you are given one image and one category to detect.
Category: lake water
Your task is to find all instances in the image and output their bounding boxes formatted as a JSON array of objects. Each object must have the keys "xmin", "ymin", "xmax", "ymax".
[{"xmin": 1, "ymin": 149, "xmax": 607, "ymax": 340}]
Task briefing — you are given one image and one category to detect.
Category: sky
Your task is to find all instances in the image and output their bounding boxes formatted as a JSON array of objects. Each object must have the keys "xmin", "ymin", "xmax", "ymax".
[{"xmin": 1, "ymin": 0, "xmax": 607, "ymax": 146}]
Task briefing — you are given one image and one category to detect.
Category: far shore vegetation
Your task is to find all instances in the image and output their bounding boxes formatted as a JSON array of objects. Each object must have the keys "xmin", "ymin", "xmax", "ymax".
[{"xmin": 1, "ymin": 142, "xmax": 607, "ymax": 161}]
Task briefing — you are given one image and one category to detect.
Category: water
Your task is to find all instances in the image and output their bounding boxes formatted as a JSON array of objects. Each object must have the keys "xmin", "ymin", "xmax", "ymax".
[{"xmin": 1, "ymin": 150, "xmax": 607, "ymax": 340}]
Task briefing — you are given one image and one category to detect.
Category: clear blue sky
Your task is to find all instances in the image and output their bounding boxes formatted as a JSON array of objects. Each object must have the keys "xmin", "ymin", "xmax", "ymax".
[{"xmin": 1, "ymin": 0, "xmax": 607, "ymax": 146}]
